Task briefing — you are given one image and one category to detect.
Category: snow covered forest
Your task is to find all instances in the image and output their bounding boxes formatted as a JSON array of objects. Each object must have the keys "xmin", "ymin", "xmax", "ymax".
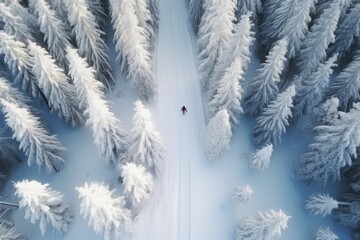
[{"xmin": 0, "ymin": 0, "xmax": 360, "ymax": 239}]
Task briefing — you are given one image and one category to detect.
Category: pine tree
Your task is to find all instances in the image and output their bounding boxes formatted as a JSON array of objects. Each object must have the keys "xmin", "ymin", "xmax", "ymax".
[
  {"xmin": 67, "ymin": 48, "xmax": 129, "ymax": 165},
  {"xmin": 312, "ymin": 97, "xmax": 339, "ymax": 126},
  {"xmin": 250, "ymin": 143, "xmax": 273, "ymax": 170},
  {"xmin": 208, "ymin": 13, "xmax": 254, "ymax": 124},
  {"xmin": 315, "ymin": 227, "xmax": 339, "ymax": 240},
  {"xmin": 298, "ymin": 103, "xmax": 360, "ymax": 186},
  {"xmin": 252, "ymin": 85, "xmax": 296, "ymax": 146},
  {"xmin": 305, "ymin": 194, "xmax": 339, "ymax": 217},
  {"xmin": 4, "ymin": 0, "xmax": 40, "ymax": 40},
  {"xmin": 64, "ymin": 0, "xmax": 114, "ymax": 91},
  {"xmin": 330, "ymin": 3, "xmax": 360, "ymax": 59},
  {"xmin": 233, "ymin": 185, "xmax": 253, "ymax": 202},
  {"xmin": 29, "ymin": 0, "xmax": 72, "ymax": 70},
  {"xmin": 259, "ymin": 0, "xmax": 282, "ymax": 50},
  {"xmin": 0, "ymin": 99, "xmax": 65, "ymax": 172},
  {"xmin": 121, "ymin": 162, "xmax": 153, "ymax": 208},
  {"xmin": 244, "ymin": 39, "xmax": 287, "ymax": 117},
  {"xmin": 135, "ymin": 0, "xmax": 155, "ymax": 45},
  {"xmin": 236, "ymin": 0, "xmax": 262, "ymax": 21},
  {"xmin": 0, "ymin": 2, "xmax": 35, "ymax": 42},
  {"xmin": 0, "ymin": 220, "xmax": 24, "ymax": 240},
  {"xmin": 236, "ymin": 209, "xmax": 291, "ymax": 240},
  {"xmin": 316, "ymin": 0, "xmax": 352, "ymax": 19},
  {"xmin": 259, "ymin": 0, "xmax": 314, "ymax": 54},
  {"xmin": 205, "ymin": 109, "xmax": 232, "ymax": 160},
  {"xmin": 76, "ymin": 182, "xmax": 132, "ymax": 240},
  {"xmin": 277, "ymin": 0, "xmax": 315, "ymax": 59},
  {"xmin": 14, "ymin": 180, "xmax": 73, "ymax": 235},
  {"xmin": 293, "ymin": 54, "xmax": 338, "ymax": 119},
  {"xmin": 129, "ymin": 100, "xmax": 165, "ymax": 174},
  {"xmin": 197, "ymin": 0, "xmax": 236, "ymax": 89},
  {"xmin": 28, "ymin": 41, "xmax": 83, "ymax": 126},
  {"xmin": 329, "ymin": 51, "xmax": 360, "ymax": 110},
  {"xmin": 0, "ymin": 31, "xmax": 38, "ymax": 97},
  {"xmin": 109, "ymin": 0, "xmax": 155, "ymax": 101},
  {"xmin": 296, "ymin": 1, "xmax": 341, "ymax": 75},
  {"xmin": 189, "ymin": 0, "xmax": 203, "ymax": 33}
]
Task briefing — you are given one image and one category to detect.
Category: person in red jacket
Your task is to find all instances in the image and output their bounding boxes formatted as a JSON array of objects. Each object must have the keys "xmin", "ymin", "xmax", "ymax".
[{"xmin": 181, "ymin": 105, "xmax": 187, "ymax": 114}]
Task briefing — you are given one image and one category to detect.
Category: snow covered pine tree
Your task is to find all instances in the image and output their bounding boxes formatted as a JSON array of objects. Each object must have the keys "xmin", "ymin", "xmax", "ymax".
[
  {"xmin": 236, "ymin": 209, "xmax": 290, "ymax": 240},
  {"xmin": 205, "ymin": 109, "xmax": 232, "ymax": 160},
  {"xmin": 14, "ymin": 180, "xmax": 73, "ymax": 235},
  {"xmin": 252, "ymin": 85, "xmax": 296, "ymax": 146},
  {"xmin": 121, "ymin": 162, "xmax": 154, "ymax": 208},
  {"xmin": 129, "ymin": 100, "xmax": 165, "ymax": 175},
  {"xmin": 76, "ymin": 182, "xmax": 132, "ymax": 240},
  {"xmin": 66, "ymin": 48, "xmax": 129, "ymax": 166}
]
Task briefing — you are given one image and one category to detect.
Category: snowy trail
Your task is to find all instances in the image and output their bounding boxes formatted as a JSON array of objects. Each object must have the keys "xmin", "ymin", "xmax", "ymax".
[{"xmin": 132, "ymin": 0, "xmax": 204, "ymax": 239}]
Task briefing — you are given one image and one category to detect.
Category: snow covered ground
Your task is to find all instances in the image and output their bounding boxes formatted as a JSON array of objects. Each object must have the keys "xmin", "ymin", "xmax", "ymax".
[{"xmin": 0, "ymin": 0, "xmax": 354, "ymax": 239}]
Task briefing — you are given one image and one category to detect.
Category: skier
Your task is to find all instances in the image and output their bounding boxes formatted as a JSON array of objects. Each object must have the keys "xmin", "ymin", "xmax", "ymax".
[{"xmin": 181, "ymin": 105, "xmax": 187, "ymax": 114}]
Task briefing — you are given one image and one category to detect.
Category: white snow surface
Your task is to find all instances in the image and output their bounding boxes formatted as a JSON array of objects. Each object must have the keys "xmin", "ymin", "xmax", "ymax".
[{"xmin": 0, "ymin": 0, "xmax": 353, "ymax": 239}]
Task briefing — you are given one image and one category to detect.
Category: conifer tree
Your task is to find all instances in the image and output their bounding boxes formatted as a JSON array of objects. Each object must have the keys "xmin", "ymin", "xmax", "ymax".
[
  {"xmin": 129, "ymin": 100, "xmax": 165, "ymax": 174},
  {"xmin": 109, "ymin": 0, "xmax": 155, "ymax": 101},
  {"xmin": 4, "ymin": 0, "xmax": 40, "ymax": 39},
  {"xmin": 197, "ymin": 0, "xmax": 236, "ymax": 89},
  {"xmin": 233, "ymin": 184, "xmax": 253, "ymax": 202},
  {"xmin": 135, "ymin": 0, "xmax": 155, "ymax": 45},
  {"xmin": 29, "ymin": 0, "xmax": 72, "ymax": 70},
  {"xmin": 330, "ymin": 3, "xmax": 360, "ymax": 59},
  {"xmin": 28, "ymin": 41, "xmax": 83, "ymax": 126},
  {"xmin": 250, "ymin": 143, "xmax": 273, "ymax": 170},
  {"xmin": 260, "ymin": 0, "xmax": 282, "ymax": 50},
  {"xmin": 236, "ymin": 209, "xmax": 290, "ymax": 240},
  {"xmin": 276, "ymin": 0, "xmax": 315, "ymax": 59},
  {"xmin": 208, "ymin": 13, "xmax": 254, "ymax": 124},
  {"xmin": 316, "ymin": 0, "xmax": 352, "ymax": 18},
  {"xmin": 312, "ymin": 97, "xmax": 339, "ymax": 126},
  {"xmin": 315, "ymin": 227, "xmax": 339, "ymax": 240},
  {"xmin": 0, "ymin": 99, "xmax": 65, "ymax": 172},
  {"xmin": 14, "ymin": 180, "xmax": 73, "ymax": 235},
  {"xmin": 298, "ymin": 103, "xmax": 360, "ymax": 186},
  {"xmin": 0, "ymin": 3, "xmax": 35, "ymax": 42},
  {"xmin": 244, "ymin": 39, "xmax": 287, "ymax": 116},
  {"xmin": 67, "ymin": 48, "xmax": 129, "ymax": 165},
  {"xmin": 293, "ymin": 54, "xmax": 338, "ymax": 119},
  {"xmin": 205, "ymin": 109, "xmax": 232, "ymax": 160},
  {"xmin": 296, "ymin": 1, "xmax": 341, "ymax": 75},
  {"xmin": 253, "ymin": 85, "xmax": 296, "ymax": 146},
  {"xmin": 329, "ymin": 51, "xmax": 360, "ymax": 110},
  {"xmin": 76, "ymin": 182, "xmax": 132, "ymax": 240},
  {"xmin": 121, "ymin": 162, "xmax": 153, "ymax": 208},
  {"xmin": 305, "ymin": 194, "xmax": 340, "ymax": 217},
  {"xmin": 0, "ymin": 31, "xmax": 37, "ymax": 97},
  {"xmin": 259, "ymin": 0, "xmax": 312, "ymax": 54},
  {"xmin": 64, "ymin": 0, "xmax": 114, "ymax": 91}
]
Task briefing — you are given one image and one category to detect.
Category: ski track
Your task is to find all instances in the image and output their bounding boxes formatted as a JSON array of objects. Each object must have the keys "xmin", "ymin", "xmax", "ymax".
[{"xmin": 132, "ymin": 0, "xmax": 204, "ymax": 239}]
